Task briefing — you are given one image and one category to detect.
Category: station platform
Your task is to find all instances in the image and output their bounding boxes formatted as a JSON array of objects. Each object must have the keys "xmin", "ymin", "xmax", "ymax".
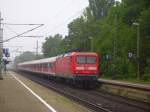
[
  {"xmin": 0, "ymin": 72, "xmax": 54, "ymax": 112},
  {"xmin": 0, "ymin": 71, "xmax": 92, "ymax": 112}
]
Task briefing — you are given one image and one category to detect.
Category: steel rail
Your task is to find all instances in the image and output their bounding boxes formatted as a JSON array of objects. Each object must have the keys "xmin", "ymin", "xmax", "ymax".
[
  {"xmin": 98, "ymin": 79, "xmax": 150, "ymax": 91},
  {"xmin": 92, "ymin": 90, "xmax": 150, "ymax": 111}
]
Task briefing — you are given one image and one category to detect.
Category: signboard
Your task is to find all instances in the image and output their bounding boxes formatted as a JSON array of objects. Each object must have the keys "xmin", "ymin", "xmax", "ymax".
[{"xmin": 128, "ymin": 52, "xmax": 133, "ymax": 59}]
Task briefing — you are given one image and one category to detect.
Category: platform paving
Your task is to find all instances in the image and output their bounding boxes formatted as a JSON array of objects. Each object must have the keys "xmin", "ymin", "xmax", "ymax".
[
  {"xmin": 0, "ymin": 72, "xmax": 52, "ymax": 112},
  {"xmin": 0, "ymin": 71, "xmax": 93, "ymax": 112}
]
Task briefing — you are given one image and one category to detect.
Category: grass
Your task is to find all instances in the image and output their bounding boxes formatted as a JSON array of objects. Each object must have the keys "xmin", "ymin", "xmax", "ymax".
[{"xmin": 100, "ymin": 75, "xmax": 150, "ymax": 84}]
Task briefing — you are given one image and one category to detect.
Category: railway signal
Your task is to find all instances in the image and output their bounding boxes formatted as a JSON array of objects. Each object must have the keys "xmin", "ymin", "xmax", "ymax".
[{"xmin": 3, "ymin": 48, "xmax": 10, "ymax": 57}]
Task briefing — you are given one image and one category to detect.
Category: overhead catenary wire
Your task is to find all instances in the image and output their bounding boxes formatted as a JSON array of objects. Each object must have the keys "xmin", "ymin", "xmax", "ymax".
[
  {"xmin": 2, "ymin": 0, "xmax": 74, "ymax": 42},
  {"xmin": 3, "ymin": 46, "xmax": 22, "ymax": 47},
  {"xmin": 44, "ymin": 9, "xmax": 84, "ymax": 37},
  {"xmin": 2, "ymin": 23, "xmax": 44, "ymax": 26},
  {"xmin": 3, "ymin": 25, "xmax": 44, "ymax": 38},
  {"xmin": 48, "ymin": 0, "xmax": 75, "ymax": 20},
  {"xmin": 3, "ymin": 0, "xmax": 87, "ymax": 41},
  {"xmin": 0, "ymin": 1, "xmax": 88, "ymax": 60},
  {"xmin": 32, "ymin": 0, "xmax": 75, "ymax": 35},
  {"xmin": 40, "ymin": 0, "xmax": 88, "ymax": 36},
  {"xmin": 0, "ymin": 24, "xmax": 44, "ymax": 43},
  {"xmin": 44, "ymin": 0, "xmax": 84, "ymax": 25},
  {"xmin": 19, "ymin": 36, "xmax": 43, "ymax": 38},
  {"xmin": 2, "ymin": 0, "xmax": 77, "ymax": 41},
  {"xmin": 3, "ymin": 23, "xmax": 44, "ymax": 40},
  {"xmin": 3, "ymin": 8, "xmax": 83, "ymax": 43},
  {"xmin": 2, "ymin": 1, "xmax": 87, "ymax": 43},
  {"xmin": 3, "ymin": 25, "xmax": 18, "ymax": 35}
]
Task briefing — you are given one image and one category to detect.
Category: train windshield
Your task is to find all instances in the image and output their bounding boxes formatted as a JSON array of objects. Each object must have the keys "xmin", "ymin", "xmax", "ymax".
[{"xmin": 76, "ymin": 56, "xmax": 96, "ymax": 64}]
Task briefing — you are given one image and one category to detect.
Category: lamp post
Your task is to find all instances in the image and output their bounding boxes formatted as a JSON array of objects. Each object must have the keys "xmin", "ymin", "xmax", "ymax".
[
  {"xmin": 0, "ymin": 12, "xmax": 3, "ymax": 80},
  {"xmin": 88, "ymin": 37, "xmax": 93, "ymax": 52},
  {"xmin": 132, "ymin": 22, "xmax": 140, "ymax": 79}
]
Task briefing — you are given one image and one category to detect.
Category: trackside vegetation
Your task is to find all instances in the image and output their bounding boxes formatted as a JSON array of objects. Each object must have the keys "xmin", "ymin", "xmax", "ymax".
[
  {"xmin": 42, "ymin": 0, "xmax": 150, "ymax": 82},
  {"xmin": 16, "ymin": 0, "xmax": 150, "ymax": 82}
]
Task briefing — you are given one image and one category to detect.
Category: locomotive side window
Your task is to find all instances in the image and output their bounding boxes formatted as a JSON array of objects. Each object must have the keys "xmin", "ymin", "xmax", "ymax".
[{"xmin": 76, "ymin": 56, "xmax": 96, "ymax": 64}]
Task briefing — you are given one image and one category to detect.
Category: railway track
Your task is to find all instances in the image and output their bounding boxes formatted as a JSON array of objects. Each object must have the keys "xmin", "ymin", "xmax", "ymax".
[
  {"xmin": 89, "ymin": 90, "xmax": 150, "ymax": 111},
  {"xmin": 98, "ymin": 79, "xmax": 150, "ymax": 91},
  {"xmin": 15, "ymin": 71, "xmax": 150, "ymax": 112}
]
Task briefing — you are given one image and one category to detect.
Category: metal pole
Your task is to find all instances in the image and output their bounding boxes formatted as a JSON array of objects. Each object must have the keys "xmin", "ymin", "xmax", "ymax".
[
  {"xmin": 137, "ymin": 25, "xmax": 140, "ymax": 79},
  {"xmin": 132, "ymin": 22, "xmax": 140, "ymax": 79},
  {"xmin": 89, "ymin": 37, "xmax": 93, "ymax": 52},
  {"xmin": 0, "ymin": 12, "xmax": 3, "ymax": 80},
  {"xmin": 113, "ymin": 37, "xmax": 116, "ymax": 78},
  {"xmin": 36, "ymin": 40, "xmax": 38, "ymax": 57},
  {"xmin": 91, "ymin": 39, "xmax": 93, "ymax": 52},
  {"xmin": 112, "ymin": 10, "xmax": 118, "ymax": 79}
]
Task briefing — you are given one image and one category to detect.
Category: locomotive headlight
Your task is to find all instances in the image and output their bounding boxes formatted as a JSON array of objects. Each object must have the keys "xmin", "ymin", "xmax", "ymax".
[
  {"xmin": 88, "ymin": 67, "xmax": 97, "ymax": 70},
  {"xmin": 76, "ymin": 67, "xmax": 84, "ymax": 70}
]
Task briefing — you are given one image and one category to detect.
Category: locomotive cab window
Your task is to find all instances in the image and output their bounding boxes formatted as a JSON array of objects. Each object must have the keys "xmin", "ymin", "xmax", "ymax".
[
  {"xmin": 76, "ymin": 56, "xmax": 96, "ymax": 64},
  {"xmin": 87, "ymin": 56, "xmax": 96, "ymax": 64},
  {"xmin": 76, "ymin": 56, "xmax": 86, "ymax": 64}
]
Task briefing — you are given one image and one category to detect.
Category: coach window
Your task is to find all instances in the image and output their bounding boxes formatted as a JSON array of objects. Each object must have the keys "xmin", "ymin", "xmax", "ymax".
[
  {"xmin": 45, "ymin": 63, "xmax": 47, "ymax": 68},
  {"xmin": 49, "ymin": 63, "xmax": 53, "ymax": 68},
  {"xmin": 52, "ymin": 63, "xmax": 54, "ymax": 68},
  {"xmin": 44, "ymin": 63, "xmax": 46, "ymax": 68},
  {"xmin": 48, "ymin": 63, "xmax": 50, "ymax": 68}
]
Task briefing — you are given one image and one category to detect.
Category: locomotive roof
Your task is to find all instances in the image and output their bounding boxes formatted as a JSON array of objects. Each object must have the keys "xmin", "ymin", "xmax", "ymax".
[
  {"xmin": 72, "ymin": 52, "xmax": 98, "ymax": 56},
  {"xmin": 56, "ymin": 52, "xmax": 98, "ymax": 58},
  {"xmin": 18, "ymin": 52, "xmax": 98, "ymax": 66},
  {"xmin": 18, "ymin": 56, "xmax": 57, "ymax": 65}
]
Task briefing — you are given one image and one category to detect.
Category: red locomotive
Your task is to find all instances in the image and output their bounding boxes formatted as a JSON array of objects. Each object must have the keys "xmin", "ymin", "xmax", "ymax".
[{"xmin": 18, "ymin": 52, "xmax": 100, "ymax": 86}]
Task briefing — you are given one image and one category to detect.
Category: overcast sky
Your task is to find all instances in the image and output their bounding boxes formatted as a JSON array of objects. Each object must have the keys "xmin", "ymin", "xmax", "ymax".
[{"xmin": 0, "ymin": 0, "xmax": 89, "ymax": 59}]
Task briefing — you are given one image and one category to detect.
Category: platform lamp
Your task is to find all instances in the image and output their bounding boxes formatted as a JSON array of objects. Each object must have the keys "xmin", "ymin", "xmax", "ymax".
[
  {"xmin": 132, "ymin": 22, "xmax": 140, "ymax": 79},
  {"xmin": 88, "ymin": 37, "xmax": 93, "ymax": 52}
]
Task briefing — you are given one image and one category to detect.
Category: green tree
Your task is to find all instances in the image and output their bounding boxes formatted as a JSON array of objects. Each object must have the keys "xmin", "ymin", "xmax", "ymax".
[
  {"xmin": 139, "ymin": 7, "xmax": 150, "ymax": 75},
  {"xmin": 89, "ymin": 0, "xmax": 115, "ymax": 19},
  {"xmin": 14, "ymin": 51, "xmax": 36, "ymax": 68},
  {"xmin": 41, "ymin": 0, "xmax": 150, "ymax": 81},
  {"xmin": 42, "ymin": 34, "xmax": 63, "ymax": 57}
]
